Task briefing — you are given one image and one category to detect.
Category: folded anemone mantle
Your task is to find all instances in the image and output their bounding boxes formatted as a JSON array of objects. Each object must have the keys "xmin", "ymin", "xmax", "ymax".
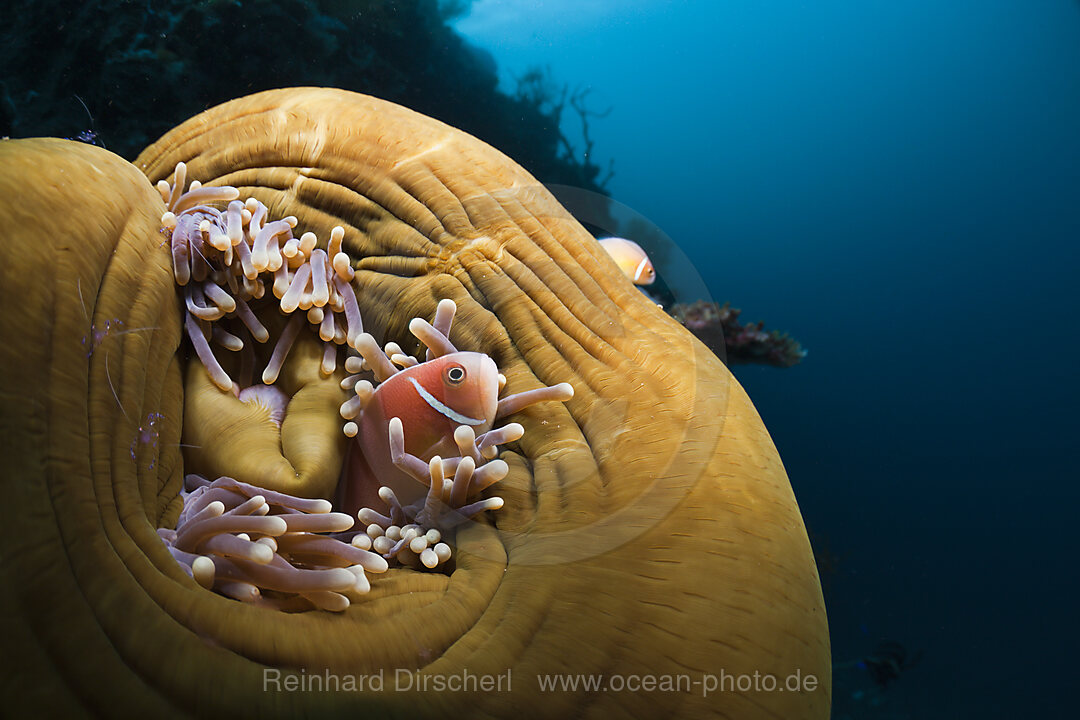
[{"xmin": 0, "ymin": 88, "xmax": 829, "ymax": 719}]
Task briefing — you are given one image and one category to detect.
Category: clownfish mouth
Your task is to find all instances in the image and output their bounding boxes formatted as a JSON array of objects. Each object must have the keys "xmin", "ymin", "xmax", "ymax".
[{"xmin": 406, "ymin": 376, "xmax": 485, "ymax": 425}]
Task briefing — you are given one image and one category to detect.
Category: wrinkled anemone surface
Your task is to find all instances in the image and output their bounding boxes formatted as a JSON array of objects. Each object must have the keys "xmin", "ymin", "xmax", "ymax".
[
  {"xmin": 0, "ymin": 88, "xmax": 829, "ymax": 719},
  {"xmin": 159, "ymin": 158, "xmax": 574, "ymax": 587}
]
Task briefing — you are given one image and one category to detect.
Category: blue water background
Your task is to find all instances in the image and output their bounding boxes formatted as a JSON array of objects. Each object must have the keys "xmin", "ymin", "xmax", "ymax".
[{"xmin": 457, "ymin": 1, "xmax": 1080, "ymax": 716}]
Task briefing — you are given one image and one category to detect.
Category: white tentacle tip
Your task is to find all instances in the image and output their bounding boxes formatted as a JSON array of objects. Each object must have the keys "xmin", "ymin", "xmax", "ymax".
[{"xmin": 191, "ymin": 556, "xmax": 215, "ymax": 589}]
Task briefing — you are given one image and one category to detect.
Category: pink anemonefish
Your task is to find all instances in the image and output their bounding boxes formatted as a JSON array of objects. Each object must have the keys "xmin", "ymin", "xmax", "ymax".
[
  {"xmin": 339, "ymin": 351, "xmax": 501, "ymax": 515},
  {"xmin": 598, "ymin": 237, "xmax": 656, "ymax": 285}
]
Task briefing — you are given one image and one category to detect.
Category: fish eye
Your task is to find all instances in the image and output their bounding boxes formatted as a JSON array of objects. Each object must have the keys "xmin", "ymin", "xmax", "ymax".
[{"xmin": 444, "ymin": 364, "xmax": 466, "ymax": 386}]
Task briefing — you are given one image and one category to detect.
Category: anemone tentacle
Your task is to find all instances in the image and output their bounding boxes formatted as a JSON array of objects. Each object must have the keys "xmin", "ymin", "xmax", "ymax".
[
  {"xmin": 161, "ymin": 163, "xmax": 362, "ymax": 393},
  {"xmin": 160, "ymin": 475, "xmax": 387, "ymax": 612}
]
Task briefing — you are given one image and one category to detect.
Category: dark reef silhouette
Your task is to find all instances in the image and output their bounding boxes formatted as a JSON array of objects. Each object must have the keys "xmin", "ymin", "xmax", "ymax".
[
  {"xmin": 0, "ymin": 0, "xmax": 608, "ymax": 194},
  {"xmin": 1, "ymin": 0, "xmax": 802, "ymax": 367}
]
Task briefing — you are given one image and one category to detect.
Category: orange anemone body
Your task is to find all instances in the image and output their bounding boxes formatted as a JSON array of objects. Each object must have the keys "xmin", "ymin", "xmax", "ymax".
[{"xmin": 339, "ymin": 351, "xmax": 500, "ymax": 514}]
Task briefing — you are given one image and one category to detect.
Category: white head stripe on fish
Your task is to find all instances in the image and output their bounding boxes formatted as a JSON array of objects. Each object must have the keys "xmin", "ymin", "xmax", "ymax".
[
  {"xmin": 634, "ymin": 256, "xmax": 650, "ymax": 283},
  {"xmin": 407, "ymin": 376, "xmax": 485, "ymax": 425}
]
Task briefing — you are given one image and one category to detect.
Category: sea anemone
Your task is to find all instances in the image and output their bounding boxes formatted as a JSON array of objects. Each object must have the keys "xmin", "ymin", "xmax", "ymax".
[
  {"xmin": 0, "ymin": 88, "xmax": 830, "ymax": 719},
  {"xmin": 159, "ymin": 162, "xmax": 575, "ymax": 577}
]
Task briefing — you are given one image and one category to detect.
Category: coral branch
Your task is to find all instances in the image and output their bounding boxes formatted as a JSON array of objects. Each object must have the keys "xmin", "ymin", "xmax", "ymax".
[{"xmin": 670, "ymin": 301, "xmax": 807, "ymax": 368}]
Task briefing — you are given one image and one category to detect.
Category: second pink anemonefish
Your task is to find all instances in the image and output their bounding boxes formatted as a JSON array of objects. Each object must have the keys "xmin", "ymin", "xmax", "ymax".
[{"xmin": 598, "ymin": 236, "xmax": 657, "ymax": 285}]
